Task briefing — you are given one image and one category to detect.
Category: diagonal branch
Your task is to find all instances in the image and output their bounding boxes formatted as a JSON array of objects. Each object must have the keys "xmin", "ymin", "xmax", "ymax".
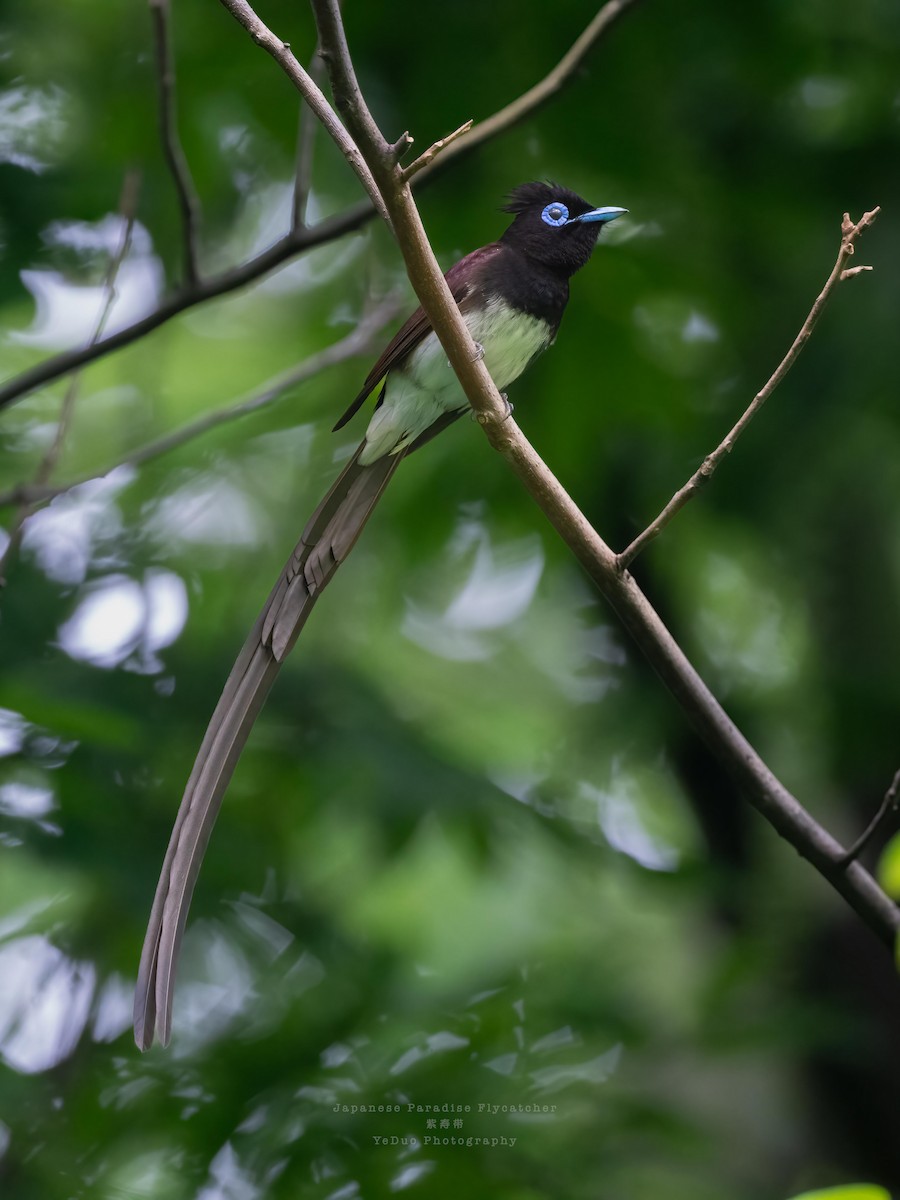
[
  {"xmin": 0, "ymin": 204, "xmax": 373, "ymax": 414},
  {"xmin": 0, "ymin": 292, "xmax": 401, "ymax": 513},
  {"xmin": 618, "ymin": 207, "xmax": 881, "ymax": 569},
  {"xmin": 149, "ymin": 0, "xmax": 202, "ymax": 285},
  {"xmin": 473, "ymin": 420, "xmax": 900, "ymax": 946},
  {"xmin": 412, "ymin": 0, "xmax": 644, "ymax": 180}
]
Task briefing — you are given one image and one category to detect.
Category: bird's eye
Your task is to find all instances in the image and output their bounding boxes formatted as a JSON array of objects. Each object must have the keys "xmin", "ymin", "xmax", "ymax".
[{"xmin": 541, "ymin": 202, "xmax": 569, "ymax": 227}]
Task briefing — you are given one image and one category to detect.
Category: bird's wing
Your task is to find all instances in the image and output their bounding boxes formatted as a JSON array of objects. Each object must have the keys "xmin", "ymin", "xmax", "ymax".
[{"xmin": 332, "ymin": 243, "xmax": 502, "ymax": 431}]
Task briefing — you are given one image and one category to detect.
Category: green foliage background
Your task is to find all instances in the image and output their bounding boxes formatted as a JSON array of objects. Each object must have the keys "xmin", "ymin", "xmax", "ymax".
[{"xmin": 1, "ymin": 1, "xmax": 899, "ymax": 1197}]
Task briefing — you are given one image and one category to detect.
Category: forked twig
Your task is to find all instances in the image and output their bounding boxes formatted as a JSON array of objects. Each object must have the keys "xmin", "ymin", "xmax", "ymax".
[{"xmin": 617, "ymin": 207, "xmax": 881, "ymax": 569}]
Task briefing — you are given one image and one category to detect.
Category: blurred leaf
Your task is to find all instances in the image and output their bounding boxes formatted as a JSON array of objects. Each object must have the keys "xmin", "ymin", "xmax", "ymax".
[
  {"xmin": 788, "ymin": 1187, "xmax": 891, "ymax": 1200},
  {"xmin": 876, "ymin": 832, "xmax": 900, "ymax": 901}
]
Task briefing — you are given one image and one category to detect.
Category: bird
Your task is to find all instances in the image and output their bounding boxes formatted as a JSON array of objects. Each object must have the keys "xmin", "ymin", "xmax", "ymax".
[{"xmin": 134, "ymin": 181, "xmax": 627, "ymax": 1049}]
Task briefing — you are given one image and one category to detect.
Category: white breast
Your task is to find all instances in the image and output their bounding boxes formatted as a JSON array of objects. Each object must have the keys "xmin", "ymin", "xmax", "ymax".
[
  {"xmin": 466, "ymin": 295, "xmax": 553, "ymax": 392},
  {"xmin": 359, "ymin": 297, "xmax": 551, "ymax": 463}
]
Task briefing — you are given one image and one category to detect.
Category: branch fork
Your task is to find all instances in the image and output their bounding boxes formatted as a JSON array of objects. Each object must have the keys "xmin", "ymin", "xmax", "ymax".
[{"xmin": 402, "ymin": 120, "xmax": 474, "ymax": 181}]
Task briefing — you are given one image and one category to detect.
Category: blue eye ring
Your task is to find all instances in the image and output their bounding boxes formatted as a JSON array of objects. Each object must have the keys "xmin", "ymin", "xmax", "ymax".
[{"xmin": 541, "ymin": 202, "xmax": 569, "ymax": 227}]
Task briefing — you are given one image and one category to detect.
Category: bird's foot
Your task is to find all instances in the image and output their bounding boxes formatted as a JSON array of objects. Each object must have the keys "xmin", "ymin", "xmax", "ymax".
[
  {"xmin": 499, "ymin": 393, "xmax": 514, "ymax": 420},
  {"xmin": 450, "ymin": 343, "xmax": 485, "ymax": 370}
]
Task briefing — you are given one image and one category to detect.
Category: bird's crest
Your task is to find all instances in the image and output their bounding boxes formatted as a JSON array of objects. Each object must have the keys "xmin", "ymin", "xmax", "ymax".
[{"xmin": 502, "ymin": 180, "xmax": 565, "ymax": 215}]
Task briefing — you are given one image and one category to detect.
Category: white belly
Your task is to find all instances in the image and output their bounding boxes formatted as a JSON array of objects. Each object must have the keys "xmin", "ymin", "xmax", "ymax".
[{"xmin": 359, "ymin": 297, "xmax": 550, "ymax": 463}]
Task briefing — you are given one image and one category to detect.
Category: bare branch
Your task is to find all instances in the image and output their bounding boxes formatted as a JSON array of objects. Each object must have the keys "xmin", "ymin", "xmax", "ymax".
[
  {"xmin": 0, "ymin": 173, "xmax": 141, "ymax": 585},
  {"xmin": 402, "ymin": 120, "xmax": 474, "ymax": 182},
  {"xmin": 412, "ymin": 0, "xmax": 644, "ymax": 181},
  {"xmin": 839, "ymin": 767, "xmax": 900, "ymax": 868},
  {"xmin": 618, "ymin": 206, "xmax": 881, "ymax": 569},
  {"xmin": 0, "ymin": 204, "xmax": 373, "ymax": 414},
  {"xmin": 149, "ymin": 0, "xmax": 202, "ymax": 284},
  {"xmin": 0, "ymin": 293, "xmax": 401, "ymax": 513}
]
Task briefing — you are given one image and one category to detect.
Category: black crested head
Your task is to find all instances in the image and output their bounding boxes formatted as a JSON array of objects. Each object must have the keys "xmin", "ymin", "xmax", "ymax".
[{"xmin": 499, "ymin": 181, "xmax": 626, "ymax": 278}]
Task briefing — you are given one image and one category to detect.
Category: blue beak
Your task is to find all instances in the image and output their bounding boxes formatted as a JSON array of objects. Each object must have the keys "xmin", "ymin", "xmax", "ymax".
[{"xmin": 567, "ymin": 206, "xmax": 628, "ymax": 225}]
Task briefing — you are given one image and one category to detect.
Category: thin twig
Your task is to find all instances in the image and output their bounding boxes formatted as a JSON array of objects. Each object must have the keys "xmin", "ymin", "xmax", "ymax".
[
  {"xmin": 0, "ymin": 293, "xmax": 401, "ymax": 513},
  {"xmin": 292, "ymin": 44, "xmax": 328, "ymax": 231},
  {"xmin": 149, "ymin": 0, "xmax": 202, "ymax": 284},
  {"xmin": 411, "ymin": 0, "xmax": 644, "ymax": 181},
  {"xmin": 402, "ymin": 120, "xmax": 473, "ymax": 182},
  {"xmin": 839, "ymin": 767, "xmax": 900, "ymax": 867},
  {"xmin": 617, "ymin": 207, "xmax": 881, "ymax": 569},
  {"xmin": 0, "ymin": 2, "xmax": 641, "ymax": 415},
  {"xmin": 0, "ymin": 174, "xmax": 141, "ymax": 585}
]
